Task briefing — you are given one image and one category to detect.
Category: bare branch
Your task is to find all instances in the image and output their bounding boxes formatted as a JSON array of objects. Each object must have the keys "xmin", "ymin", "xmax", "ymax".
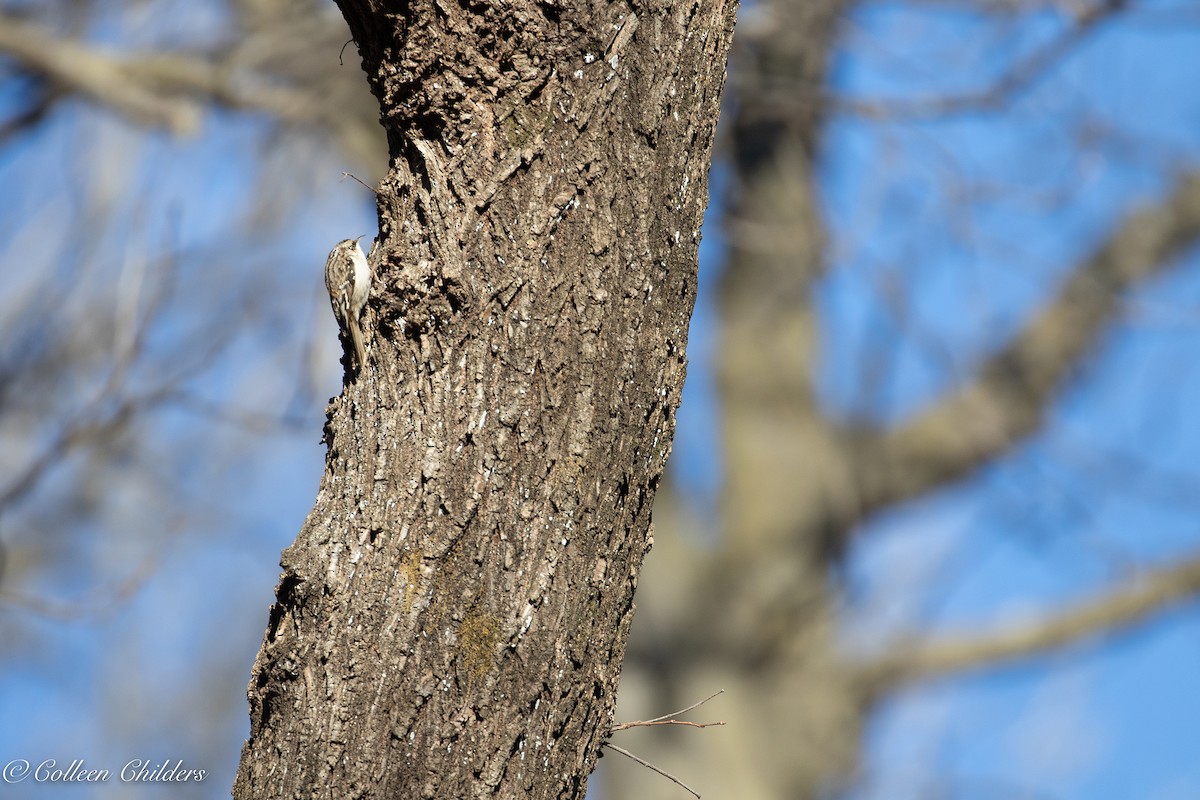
[
  {"xmin": 615, "ymin": 719, "xmax": 725, "ymax": 731},
  {"xmin": 0, "ymin": 553, "xmax": 160, "ymax": 621},
  {"xmin": 0, "ymin": 393, "xmax": 143, "ymax": 511},
  {"xmin": 863, "ymin": 173, "xmax": 1200, "ymax": 512},
  {"xmin": 859, "ymin": 552, "xmax": 1200, "ymax": 694},
  {"xmin": 340, "ymin": 171, "xmax": 381, "ymax": 196},
  {"xmin": 611, "ymin": 690, "xmax": 726, "ymax": 732},
  {"xmin": 0, "ymin": 14, "xmax": 338, "ymax": 134},
  {"xmin": 0, "ymin": 17, "xmax": 200, "ymax": 133},
  {"xmin": 132, "ymin": 52, "xmax": 326, "ymax": 124},
  {"xmin": 836, "ymin": 0, "xmax": 1127, "ymax": 120},
  {"xmin": 0, "ymin": 81, "xmax": 60, "ymax": 142},
  {"xmin": 168, "ymin": 390, "xmax": 316, "ymax": 435},
  {"xmin": 602, "ymin": 743, "xmax": 703, "ymax": 799}
]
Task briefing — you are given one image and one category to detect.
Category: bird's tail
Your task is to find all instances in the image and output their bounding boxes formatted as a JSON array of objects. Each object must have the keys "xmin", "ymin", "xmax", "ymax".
[{"xmin": 350, "ymin": 321, "xmax": 367, "ymax": 367}]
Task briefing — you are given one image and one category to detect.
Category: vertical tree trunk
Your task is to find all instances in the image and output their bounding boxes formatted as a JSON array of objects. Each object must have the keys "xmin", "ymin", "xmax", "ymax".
[{"xmin": 233, "ymin": 1, "xmax": 737, "ymax": 797}]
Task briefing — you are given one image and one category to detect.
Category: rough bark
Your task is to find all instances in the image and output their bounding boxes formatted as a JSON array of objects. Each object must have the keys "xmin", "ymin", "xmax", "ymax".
[{"xmin": 233, "ymin": 0, "xmax": 737, "ymax": 798}]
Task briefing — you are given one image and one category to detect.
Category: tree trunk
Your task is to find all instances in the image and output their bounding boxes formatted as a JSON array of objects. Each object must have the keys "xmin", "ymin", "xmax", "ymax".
[{"xmin": 233, "ymin": 1, "xmax": 737, "ymax": 797}]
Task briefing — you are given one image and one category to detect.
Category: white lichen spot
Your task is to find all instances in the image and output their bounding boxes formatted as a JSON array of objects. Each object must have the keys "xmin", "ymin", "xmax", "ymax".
[
  {"xmin": 573, "ymin": 69, "xmax": 584, "ymax": 79},
  {"xmin": 584, "ymin": 52, "xmax": 596, "ymax": 64},
  {"xmin": 609, "ymin": 54, "xmax": 619, "ymax": 69}
]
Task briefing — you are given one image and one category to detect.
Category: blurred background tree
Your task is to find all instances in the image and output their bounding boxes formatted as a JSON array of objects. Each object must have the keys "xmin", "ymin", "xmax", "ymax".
[{"xmin": 3, "ymin": 0, "xmax": 1200, "ymax": 798}]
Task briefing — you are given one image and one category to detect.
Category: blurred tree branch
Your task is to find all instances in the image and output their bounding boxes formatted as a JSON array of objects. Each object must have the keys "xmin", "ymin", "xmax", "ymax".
[
  {"xmin": 0, "ymin": 11, "xmax": 382, "ymax": 168},
  {"xmin": 859, "ymin": 551, "xmax": 1200, "ymax": 694},
  {"xmin": 835, "ymin": 0, "xmax": 1129, "ymax": 119},
  {"xmin": 0, "ymin": 16, "xmax": 201, "ymax": 132},
  {"xmin": 0, "ymin": 552, "xmax": 159, "ymax": 620},
  {"xmin": 862, "ymin": 173, "xmax": 1200, "ymax": 519}
]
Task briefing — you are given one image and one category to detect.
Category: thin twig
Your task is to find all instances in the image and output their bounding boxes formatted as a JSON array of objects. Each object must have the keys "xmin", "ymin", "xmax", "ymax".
[
  {"xmin": 616, "ymin": 719, "xmax": 725, "ymax": 731},
  {"xmin": 642, "ymin": 689, "xmax": 723, "ymax": 725},
  {"xmin": 611, "ymin": 689, "xmax": 725, "ymax": 731},
  {"xmin": 602, "ymin": 743, "xmax": 701, "ymax": 799},
  {"xmin": 340, "ymin": 171, "xmax": 379, "ymax": 195}
]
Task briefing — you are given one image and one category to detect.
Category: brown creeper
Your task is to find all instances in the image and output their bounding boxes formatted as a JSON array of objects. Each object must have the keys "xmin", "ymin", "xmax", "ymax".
[{"xmin": 324, "ymin": 236, "xmax": 372, "ymax": 367}]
